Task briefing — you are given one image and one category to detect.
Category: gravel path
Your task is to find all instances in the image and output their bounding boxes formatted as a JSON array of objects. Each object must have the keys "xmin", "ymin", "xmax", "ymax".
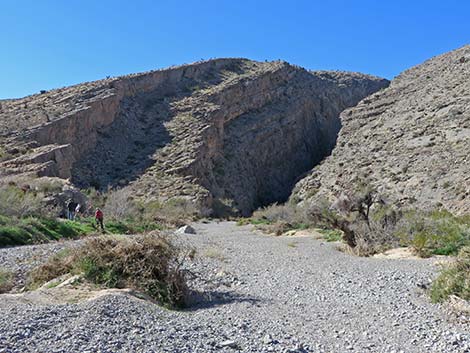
[{"xmin": 0, "ymin": 221, "xmax": 469, "ymax": 353}]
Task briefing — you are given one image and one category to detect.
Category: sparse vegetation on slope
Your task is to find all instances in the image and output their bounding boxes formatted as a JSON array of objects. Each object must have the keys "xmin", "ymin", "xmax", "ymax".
[{"xmin": 28, "ymin": 234, "xmax": 190, "ymax": 308}]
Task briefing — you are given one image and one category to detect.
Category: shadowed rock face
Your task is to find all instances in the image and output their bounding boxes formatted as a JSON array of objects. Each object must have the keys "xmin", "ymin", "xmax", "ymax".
[
  {"xmin": 292, "ymin": 45, "xmax": 470, "ymax": 215},
  {"xmin": 0, "ymin": 58, "xmax": 388, "ymax": 215}
]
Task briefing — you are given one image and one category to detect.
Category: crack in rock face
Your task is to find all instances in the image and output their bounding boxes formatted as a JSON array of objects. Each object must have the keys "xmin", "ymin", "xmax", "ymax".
[{"xmin": 0, "ymin": 58, "xmax": 388, "ymax": 215}]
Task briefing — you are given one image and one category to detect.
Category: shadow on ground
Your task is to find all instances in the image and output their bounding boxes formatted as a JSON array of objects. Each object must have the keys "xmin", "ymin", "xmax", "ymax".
[{"xmin": 186, "ymin": 289, "xmax": 266, "ymax": 311}]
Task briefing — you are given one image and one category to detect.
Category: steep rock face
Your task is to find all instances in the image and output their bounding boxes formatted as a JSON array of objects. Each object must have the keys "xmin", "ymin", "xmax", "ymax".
[
  {"xmin": 292, "ymin": 45, "xmax": 470, "ymax": 215},
  {"xmin": 211, "ymin": 71, "xmax": 388, "ymax": 214},
  {"xmin": 0, "ymin": 59, "xmax": 387, "ymax": 215}
]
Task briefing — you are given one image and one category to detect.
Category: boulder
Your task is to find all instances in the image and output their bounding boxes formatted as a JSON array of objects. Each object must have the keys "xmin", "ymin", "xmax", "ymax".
[{"xmin": 176, "ymin": 225, "xmax": 196, "ymax": 235}]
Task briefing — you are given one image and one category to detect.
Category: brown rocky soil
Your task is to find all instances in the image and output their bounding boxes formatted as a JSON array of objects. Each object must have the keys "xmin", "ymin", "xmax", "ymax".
[
  {"xmin": 292, "ymin": 45, "xmax": 470, "ymax": 214},
  {"xmin": 0, "ymin": 58, "xmax": 387, "ymax": 215}
]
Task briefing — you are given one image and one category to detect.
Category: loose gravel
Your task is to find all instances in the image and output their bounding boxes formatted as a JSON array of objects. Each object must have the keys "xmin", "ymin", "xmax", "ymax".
[{"xmin": 0, "ymin": 221, "xmax": 469, "ymax": 352}]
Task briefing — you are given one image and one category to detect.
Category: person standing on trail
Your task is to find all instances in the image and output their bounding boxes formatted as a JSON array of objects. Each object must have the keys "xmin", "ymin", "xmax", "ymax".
[
  {"xmin": 95, "ymin": 208, "xmax": 104, "ymax": 232},
  {"xmin": 75, "ymin": 204, "xmax": 81, "ymax": 219},
  {"xmin": 66, "ymin": 199, "xmax": 77, "ymax": 220}
]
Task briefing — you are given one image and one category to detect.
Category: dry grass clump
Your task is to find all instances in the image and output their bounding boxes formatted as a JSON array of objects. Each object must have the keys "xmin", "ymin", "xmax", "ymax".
[
  {"xmin": 430, "ymin": 246, "xmax": 470, "ymax": 303},
  {"xmin": 0, "ymin": 268, "xmax": 14, "ymax": 294},
  {"xmin": 28, "ymin": 234, "xmax": 190, "ymax": 308},
  {"xmin": 202, "ymin": 247, "xmax": 227, "ymax": 261}
]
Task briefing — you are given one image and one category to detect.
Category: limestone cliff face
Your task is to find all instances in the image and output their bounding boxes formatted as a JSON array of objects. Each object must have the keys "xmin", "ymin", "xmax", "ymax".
[
  {"xmin": 292, "ymin": 45, "xmax": 470, "ymax": 215},
  {"xmin": 0, "ymin": 58, "xmax": 387, "ymax": 215}
]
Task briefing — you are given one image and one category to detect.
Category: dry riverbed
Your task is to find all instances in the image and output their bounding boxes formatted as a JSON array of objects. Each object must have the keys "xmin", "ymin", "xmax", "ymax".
[{"xmin": 0, "ymin": 221, "xmax": 469, "ymax": 353}]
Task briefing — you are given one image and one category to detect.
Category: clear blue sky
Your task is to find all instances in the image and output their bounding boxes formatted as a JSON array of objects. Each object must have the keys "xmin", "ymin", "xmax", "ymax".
[{"xmin": 1, "ymin": 0, "xmax": 469, "ymax": 99}]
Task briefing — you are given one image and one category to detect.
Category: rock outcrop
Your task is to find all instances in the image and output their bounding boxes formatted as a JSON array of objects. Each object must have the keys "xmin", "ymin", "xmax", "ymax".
[
  {"xmin": 293, "ymin": 45, "xmax": 470, "ymax": 215},
  {"xmin": 0, "ymin": 58, "xmax": 387, "ymax": 215}
]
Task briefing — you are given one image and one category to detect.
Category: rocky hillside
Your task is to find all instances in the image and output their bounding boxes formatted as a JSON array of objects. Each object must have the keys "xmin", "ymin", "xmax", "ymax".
[
  {"xmin": 0, "ymin": 58, "xmax": 387, "ymax": 215},
  {"xmin": 293, "ymin": 45, "xmax": 470, "ymax": 214}
]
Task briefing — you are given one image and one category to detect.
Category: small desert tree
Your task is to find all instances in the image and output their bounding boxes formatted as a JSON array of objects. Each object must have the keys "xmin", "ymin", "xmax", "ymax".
[{"xmin": 310, "ymin": 181, "xmax": 401, "ymax": 255}]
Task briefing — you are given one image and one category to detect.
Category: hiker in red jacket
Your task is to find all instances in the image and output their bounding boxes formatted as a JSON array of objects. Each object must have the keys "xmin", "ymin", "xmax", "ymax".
[{"xmin": 95, "ymin": 208, "xmax": 104, "ymax": 232}]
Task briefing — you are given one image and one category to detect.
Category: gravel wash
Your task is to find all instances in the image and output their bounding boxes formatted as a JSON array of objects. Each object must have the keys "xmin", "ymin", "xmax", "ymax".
[{"xmin": 0, "ymin": 221, "xmax": 469, "ymax": 353}]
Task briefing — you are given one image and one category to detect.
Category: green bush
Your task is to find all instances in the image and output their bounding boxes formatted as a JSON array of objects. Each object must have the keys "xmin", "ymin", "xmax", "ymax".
[
  {"xmin": 28, "ymin": 234, "xmax": 190, "ymax": 308},
  {"xmin": 430, "ymin": 246, "xmax": 470, "ymax": 303},
  {"xmin": 396, "ymin": 210, "xmax": 470, "ymax": 257},
  {"xmin": 318, "ymin": 228, "xmax": 343, "ymax": 242}
]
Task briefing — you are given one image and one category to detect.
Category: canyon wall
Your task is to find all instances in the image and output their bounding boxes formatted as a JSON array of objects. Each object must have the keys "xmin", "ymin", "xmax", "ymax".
[
  {"xmin": 0, "ymin": 58, "xmax": 388, "ymax": 215},
  {"xmin": 292, "ymin": 45, "xmax": 470, "ymax": 215}
]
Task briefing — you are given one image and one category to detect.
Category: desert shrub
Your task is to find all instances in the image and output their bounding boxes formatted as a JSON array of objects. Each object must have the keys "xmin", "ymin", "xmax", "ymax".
[
  {"xmin": 0, "ymin": 185, "xmax": 47, "ymax": 218},
  {"xmin": 312, "ymin": 182, "xmax": 469, "ymax": 256},
  {"xmin": 253, "ymin": 203, "xmax": 296, "ymax": 223},
  {"xmin": 83, "ymin": 188, "xmax": 106, "ymax": 211},
  {"xmin": 306, "ymin": 183, "xmax": 402, "ymax": 256},
  {"xmin": 212, "ymin": 198, "xmax": 238, "ymax": 218},
  {"xmin": 0, "ymin": 268, "xmax": 14, "ymax": 293},
  {"xmin": 103, "ymin": 188, "xmax": 138, "ymax": 221},
  {"xmin": 28, "ymin": 234, "xmax": 190, "ymax": 308},
  {"xmin": 0, "ymin": 146, "xmax": 13, "ymax": 162},
  {"xmin": 395, "ymin": 210, "xmax": 470, "ymax": 257},
  {"xmin": 430, "ymin": 246, "xmax": 470, "ymax": 303}
]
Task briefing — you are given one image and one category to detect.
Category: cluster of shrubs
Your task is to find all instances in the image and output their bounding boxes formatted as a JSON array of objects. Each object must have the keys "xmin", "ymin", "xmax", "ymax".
[
  {"xmin": 28, "ymin": 234, "xmax": 191, "ymax": 308},
  {"xmin": 249, "ymin": 184, "xmax": 470, "ymax": 258}
]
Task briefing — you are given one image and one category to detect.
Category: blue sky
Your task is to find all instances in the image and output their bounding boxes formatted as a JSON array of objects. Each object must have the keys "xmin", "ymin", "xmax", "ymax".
[{"xmin": 1, "ymin": 0, "xmax": 469, "ymax": 99}]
